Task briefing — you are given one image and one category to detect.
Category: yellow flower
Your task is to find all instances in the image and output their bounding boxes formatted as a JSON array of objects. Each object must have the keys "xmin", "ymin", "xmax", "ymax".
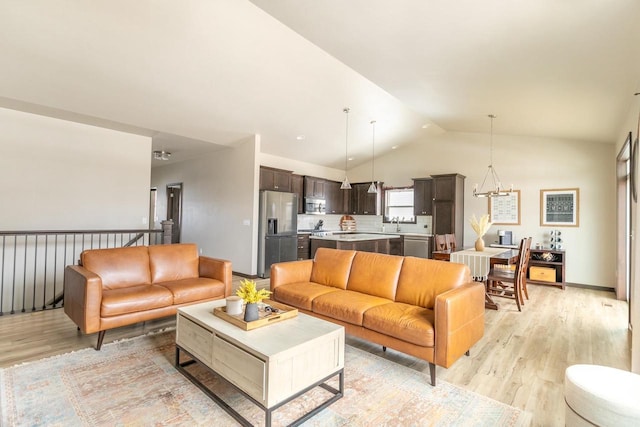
[
  {"xmin": 236, "ymin": 279, "xmax": 271, "ymax": 304},
  {"xmin": 470, "ymin": 214, "xmax": 492, "ymax": 237}
]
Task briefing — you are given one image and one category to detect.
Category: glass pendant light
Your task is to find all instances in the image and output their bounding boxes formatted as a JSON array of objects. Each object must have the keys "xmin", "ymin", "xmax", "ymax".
[
  {"xmin": 367, "ymin": 120, "xmax": 377, "ymax": 193},
  {"xmin": 340, "ymin": 107, "xmax": 352, "ymax": 190}
]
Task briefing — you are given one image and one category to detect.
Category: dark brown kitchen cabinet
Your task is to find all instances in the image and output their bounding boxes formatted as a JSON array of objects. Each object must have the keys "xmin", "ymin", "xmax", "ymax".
[
  {"xmin": 291, "ymin": 174, "xmax": 304, "ymax": 214},
  {"xmin": 431, "ymin": 173, "xmax": 465, "ymax": 250},
  {"xmin": 348, "ymin": 183, "xmax": 380, "ymax": 215},
  {"xmin": 413, "ymin": 178, "xmax": 433, "ymax": 216},
  {"xmin": 259, "ymin": 166, "xmax": 292, "ymax": 192},
  {"xmin": 325, "ymin": 180, "xmax": 346, "ymax": 214},
  {"xmin": 304, "ymin": 176, "xmax": 326, "ymax": 199},
  {"xmin": 297, "ymin": 234, "xmax": 311, "ymax": 260}
]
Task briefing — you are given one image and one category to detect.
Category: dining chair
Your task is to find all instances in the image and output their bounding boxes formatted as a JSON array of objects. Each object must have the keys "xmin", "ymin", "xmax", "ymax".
[
  {"xmin": 434, "ymin": 234, "xmax": 447, "ymax": 251},
  {"xmin": 445, "ymin": 233, "xmax": 457, "ymax": 251},
  {"xmin": 432, "ymin": 234, "xmax": 451, "ymax": 261},
  {"xmin": 486, "ymin": 237, "xmax": 531, "ymax": 311}
]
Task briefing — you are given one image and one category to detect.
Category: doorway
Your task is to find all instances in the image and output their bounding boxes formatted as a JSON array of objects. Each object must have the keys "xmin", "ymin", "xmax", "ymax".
[
  {"xmin": 167, "ymin": 183, "xmax": 183, "ymax": 244},
  {"xmin": 616, "ymin": 133, "xmax": 633, "ymax": 327}
]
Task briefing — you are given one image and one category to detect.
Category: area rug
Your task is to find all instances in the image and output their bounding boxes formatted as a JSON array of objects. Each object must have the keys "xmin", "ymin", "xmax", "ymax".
[{"xmin": 0, "ymin": 331, "xmax": 531, "ymax": 426}]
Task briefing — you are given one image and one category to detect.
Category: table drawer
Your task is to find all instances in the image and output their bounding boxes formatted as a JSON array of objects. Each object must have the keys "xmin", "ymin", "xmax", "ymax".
[
  {"xmin": 530, "ymin": 266, "xmax": 556, "ymax": 282},
  {"xmin": 213, "ymin": 335, "xmax": 266, "ymax": 404},
  {"xmin": 176, "ymin": 315, "xmax": 214, "ymax": 365}
]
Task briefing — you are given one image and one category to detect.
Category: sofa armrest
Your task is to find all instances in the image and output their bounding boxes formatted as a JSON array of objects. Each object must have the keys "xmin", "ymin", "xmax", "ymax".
[
  {"xmin": 270, "ymin": 260, "xmax": 313, "ymax": 292},
  {"xmin": 63, "ymin": 265, "xmax": 103, "ymax": 334},
  {"xmin": 199, "ymin": 256, "xmax": 232, "ymax": 297},
  {"xmin": 434, "ymin": 281, "xmax": 485, "ymax": 368}
]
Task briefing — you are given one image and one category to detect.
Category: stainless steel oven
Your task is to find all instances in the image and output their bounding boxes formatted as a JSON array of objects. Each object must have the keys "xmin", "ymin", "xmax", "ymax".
[{"xmin": 304, "ymin": 197, "xmax": 326, "ymax": 215}]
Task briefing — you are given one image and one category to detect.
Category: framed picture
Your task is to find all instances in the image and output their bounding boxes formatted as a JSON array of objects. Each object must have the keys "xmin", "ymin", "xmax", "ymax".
[
  {"xmin": 540, "ymin": 188, "xmax": 579, "ymax": 227},
  {"xmin": 488, "ymin": 190, "xmax": 520, "ymax": 225}
]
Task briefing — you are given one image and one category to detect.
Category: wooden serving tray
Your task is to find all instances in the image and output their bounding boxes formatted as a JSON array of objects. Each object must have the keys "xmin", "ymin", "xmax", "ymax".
[{"xmin": 213, "ymin": 299, "xmax": 298, "ymax": 331}]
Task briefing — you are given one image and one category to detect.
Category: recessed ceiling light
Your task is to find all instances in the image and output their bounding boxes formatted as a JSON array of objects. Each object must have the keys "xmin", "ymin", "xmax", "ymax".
[
  {"xmin": 391, "ymin": 145, "xmax": 398, "ymax": 150},
  {"xmin": 296, "ymin": 135, "xmax": 305, "ymax": 140},
  {"xmin": 348, "ymin": 157, "xmax": 354, "ymax": 161},
  {"xmin": 422, "ymin": 124, "xmax": 431, "ymax": 129}
]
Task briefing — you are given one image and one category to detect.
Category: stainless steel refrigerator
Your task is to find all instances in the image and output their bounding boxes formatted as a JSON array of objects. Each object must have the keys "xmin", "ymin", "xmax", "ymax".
[{"xmin": 258, "ymin": 190, "xmax": 298, "ymax": 278}]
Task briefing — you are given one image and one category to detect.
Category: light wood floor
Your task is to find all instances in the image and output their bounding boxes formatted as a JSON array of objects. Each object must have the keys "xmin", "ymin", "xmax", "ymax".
[{"xmin": 0, "ymin": 278, "xmax": 629, "ymax": 426}]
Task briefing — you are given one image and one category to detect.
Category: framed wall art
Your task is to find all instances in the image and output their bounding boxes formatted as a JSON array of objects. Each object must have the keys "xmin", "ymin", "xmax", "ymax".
[
  {"xmin": 540, "ymin": 188, "xmax": 579, "ymax": 227},
  {"xmin": 488, "ymin": 190, "xmax": 520, "ymax": 225}
]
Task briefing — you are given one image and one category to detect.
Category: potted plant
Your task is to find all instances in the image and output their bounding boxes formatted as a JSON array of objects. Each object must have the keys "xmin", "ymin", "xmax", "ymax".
[
  {"xmin": 236, "ymin": 279, "xmax": 272, "ymax": 322},
  {"xmin": 470, "ymin": 213, "xmax": 492, "ymax": 251}
]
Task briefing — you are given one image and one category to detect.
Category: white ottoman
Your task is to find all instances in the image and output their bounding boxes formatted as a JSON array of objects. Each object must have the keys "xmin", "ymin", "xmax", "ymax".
[{"xmin": 564, "ymin": 364, "xmax": 640, "ymax": 426}]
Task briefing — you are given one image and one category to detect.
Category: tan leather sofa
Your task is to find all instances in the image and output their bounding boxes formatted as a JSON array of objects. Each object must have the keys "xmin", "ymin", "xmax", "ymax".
[
  {"xmin": 64, "ymin": 243, "xmax": 231, "ymax": 349},
  {"xmin": 270, "ymin": 247, "xmax": 485, "ymax": 386}
]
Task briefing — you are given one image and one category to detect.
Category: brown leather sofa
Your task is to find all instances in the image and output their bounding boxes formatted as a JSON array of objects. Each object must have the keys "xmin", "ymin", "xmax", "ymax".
[
  {"xmin": 270, "ymin": 247, "xmax": 485, "ymax": 386},
  {"xmin": 64, "ymin": 243, "xmax": 231, "ymax": 349}
]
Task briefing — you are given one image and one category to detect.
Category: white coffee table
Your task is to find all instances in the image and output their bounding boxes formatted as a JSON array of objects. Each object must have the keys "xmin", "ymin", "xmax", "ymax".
[{"xmin": 175, "ymin": 300, "xmax": 345, "ymax": 427}]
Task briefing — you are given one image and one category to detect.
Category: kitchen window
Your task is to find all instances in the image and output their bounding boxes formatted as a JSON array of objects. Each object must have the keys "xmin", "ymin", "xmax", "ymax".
[{"xmin": 383, "ymin": 187, "xmax": 415, "ymax": 223}]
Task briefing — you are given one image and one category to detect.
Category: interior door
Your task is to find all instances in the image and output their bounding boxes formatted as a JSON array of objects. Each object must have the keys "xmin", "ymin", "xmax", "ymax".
[{"xmin": 167, "ymin": 183, "xmax": 183, "ymax": 244}]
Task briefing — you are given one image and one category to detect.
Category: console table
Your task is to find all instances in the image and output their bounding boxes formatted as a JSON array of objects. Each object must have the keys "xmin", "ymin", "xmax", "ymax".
[{"xmin": 527, "ymin": 248, "xmax": 566, "ymax": 289}]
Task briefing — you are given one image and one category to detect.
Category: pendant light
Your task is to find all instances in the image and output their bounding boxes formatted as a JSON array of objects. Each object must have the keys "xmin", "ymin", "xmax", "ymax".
[
  {"xmin": 367, "ymin": 120, "xmax": 377, "ymax": 193},
  {"xmin": 340, "ymin": 107, "xmax": 352, "ymax": 190},
  {"xmin": 473, "ymin": 114, "xmax": 513, "ymax": 198}
]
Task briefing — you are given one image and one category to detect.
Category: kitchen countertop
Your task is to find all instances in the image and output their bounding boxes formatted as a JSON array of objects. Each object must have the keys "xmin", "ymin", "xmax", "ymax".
[
  {"xmin": 299, "ymin": 230, "xmax": 432, "ymax": 238},
  {"xmin": 309, "ymin": 233, "xmax": 402, "ymax": 242}
]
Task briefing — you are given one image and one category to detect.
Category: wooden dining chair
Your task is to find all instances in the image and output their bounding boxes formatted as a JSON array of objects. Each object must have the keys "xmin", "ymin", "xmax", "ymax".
[
  {"xmin": 486, "ymin": 237, "xmax": 531, "ymax": 311},
  {"xmin": 434, "ymin": 234, "xmax": 447, "ymax": 251},
  {"xmin": 445, "ymin": 234, "xmax": 457, "ymax": 251},
  {"xmin": 432, "ymin": 234, "xmax": 452, "ymax": 261}
]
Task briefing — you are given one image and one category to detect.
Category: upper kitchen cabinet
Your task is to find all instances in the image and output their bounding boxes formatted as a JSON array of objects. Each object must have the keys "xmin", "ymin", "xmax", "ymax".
[
  {"xmin": 304, "ymin": 176, "xmax": 326, "ymax": 199},
  {"xmin": 260, "ymin": 166, "xmax": 292, "ymax": 192},
  {"xmin": 325, "ymin": 180, "xmax": 345, "ymax": 214},
  {"xmin": 413, "ymin": 178, "xmax": 433, "ymax": 216},
  {"xmin": 431, "ymin": 173, "xmax": 465, "ymax": 249},
  {"xmin": 348, "ymin": 183, "xmax": 381, "ymax": 215},
  {"xmin": 291, "ymin": 174, "xmax": 304, "ymax": 214}
]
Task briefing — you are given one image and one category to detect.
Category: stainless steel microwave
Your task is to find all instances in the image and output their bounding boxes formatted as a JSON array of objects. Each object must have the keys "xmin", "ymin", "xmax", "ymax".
[{"xmin": 304, "ymin": 197, "xmax": 326, "ymax": 215}]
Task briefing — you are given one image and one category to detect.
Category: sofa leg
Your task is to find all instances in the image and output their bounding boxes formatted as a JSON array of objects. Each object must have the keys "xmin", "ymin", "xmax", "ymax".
[
  {"xmin": 96, "ymin": 330, "xmax": 106, "ymax": 351},
  {"xmin": 465, "ymin": 350, "xmax": 470, "ymax": 356},
  {"xmin": 382, "ymin": 346, "xmax": 387, "ymax": 352},
  {"xmin": 429, "ymin": 363, "xmax": 436, "ymax": 386}
]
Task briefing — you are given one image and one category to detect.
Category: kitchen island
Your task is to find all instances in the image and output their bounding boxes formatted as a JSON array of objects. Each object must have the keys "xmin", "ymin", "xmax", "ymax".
[{"xmin": 310, "ymin": 233, "xmax": 403, "ymax": 257}]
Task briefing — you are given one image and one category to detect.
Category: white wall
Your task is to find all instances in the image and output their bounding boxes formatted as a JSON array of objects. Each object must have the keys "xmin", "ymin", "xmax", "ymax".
[
  {"xmin": 260, "ymin": 152, "xmax": 345, "ymax": 181},
  {"xmin": 0, "ymin": 107, "xmax": 151, "ymax": 229},
  {"xmin": 348, "ymin": 131, "xmax": 616, "ymax": 288},
  {"xmin": 151, "ymin": 136, "xmax": 259, "ymax": 275}
]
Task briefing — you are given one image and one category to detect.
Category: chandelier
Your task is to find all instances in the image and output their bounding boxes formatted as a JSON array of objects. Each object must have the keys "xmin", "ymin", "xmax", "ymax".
[{"xmin": 473, "ymin": 114, "xmax": 512, "ymax": 198}]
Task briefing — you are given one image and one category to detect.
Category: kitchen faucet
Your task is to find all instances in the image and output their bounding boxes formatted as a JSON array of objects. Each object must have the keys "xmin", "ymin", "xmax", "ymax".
[{"xmin": 392, "ymin": 217, "xmax": 400, "ymax": 232}]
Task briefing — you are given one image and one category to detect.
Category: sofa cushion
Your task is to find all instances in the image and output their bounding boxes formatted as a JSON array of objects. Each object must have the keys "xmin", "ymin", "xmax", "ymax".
[
  {"xmin": 309, "ymin": 248, "xmax": 356, "ymax": 290},
  {"xmin": 346, "ymin": 252, "xmax": 403, "ymax": 300},
  {"xmin": 363, "ymin": 302, "xmax": 435, "ymax": 347},
  {"xmin": 81, "ymin": 246, "xmax": 151, "ymax": 290},
  {"xmin": 101, "ymin": 284, "xmax": 173, "ymax": 317},
  {"xmin": 312, "ymin": 290, "xmax": 391, "ymax": 326},
  {"xmin": 272, "ymin": 282, "xmax": 340, "ymax": 311},
  {"xmin": 149, "ymin": 243, "xmax": 199, "ymax": 283},
  {"xmin": 395, "ymin": 257, "xmax": 471, "ymax": 309},
  {"xmin": 157, "ymin": 277, "xmax": 226, "ymax": 305}
]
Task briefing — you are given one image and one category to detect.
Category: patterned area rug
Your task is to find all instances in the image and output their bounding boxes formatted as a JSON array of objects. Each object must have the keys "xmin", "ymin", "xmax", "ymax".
[{"xmin": 0, "ymin": 331, "xmax": 531, "ymax": 426}]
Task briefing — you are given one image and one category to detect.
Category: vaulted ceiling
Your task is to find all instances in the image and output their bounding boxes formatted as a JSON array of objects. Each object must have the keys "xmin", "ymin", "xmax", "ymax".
[{"xmin": 1, "ymin": 0, "xmax": 639, "ymax": 169}]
